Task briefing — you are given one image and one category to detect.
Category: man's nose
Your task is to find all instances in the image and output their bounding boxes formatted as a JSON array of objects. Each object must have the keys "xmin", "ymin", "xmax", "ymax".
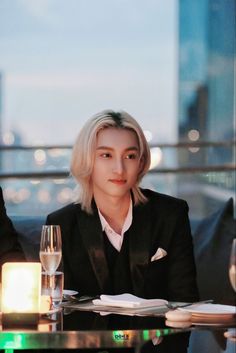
[{"xmin": 113, "ymin": 157, "xmax": 124, "ymax": 174}]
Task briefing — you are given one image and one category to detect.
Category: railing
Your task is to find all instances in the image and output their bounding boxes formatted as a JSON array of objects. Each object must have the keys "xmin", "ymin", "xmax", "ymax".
[{"xmin": 0, "ymin": 141, "xmax": 235, "ymax": 219}]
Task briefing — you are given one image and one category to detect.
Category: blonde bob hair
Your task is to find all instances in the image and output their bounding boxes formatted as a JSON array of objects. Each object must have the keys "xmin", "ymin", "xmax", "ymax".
[{"xmin": 70, "ymin": 110, "xmax": 151, "ymax": 214}]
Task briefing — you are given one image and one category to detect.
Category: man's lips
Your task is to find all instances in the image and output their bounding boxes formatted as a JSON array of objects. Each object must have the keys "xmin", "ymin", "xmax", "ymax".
[{"xmin": 109, "ymin": 179, "xmax": 126, "ymax": 185}]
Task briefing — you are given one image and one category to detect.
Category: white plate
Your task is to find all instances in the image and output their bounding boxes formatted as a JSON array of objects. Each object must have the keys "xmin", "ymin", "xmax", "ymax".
[
  {"xmin": 179, "ymin": 303, "xmax": 236, "ymax": 315},
  {"xmin": 192, "ymin": 321, "xmax": 235, "ymax": 326},
  {"xmin": 63, "ymin": 289, "xmax": 78, "ymax": 296}
]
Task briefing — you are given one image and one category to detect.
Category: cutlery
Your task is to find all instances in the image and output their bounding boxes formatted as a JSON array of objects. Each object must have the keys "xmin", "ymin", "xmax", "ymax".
[
  {"xmin": 166, "ymin": 299, "xmax": 213, "ymax": 310},
  {"xmin": 63, "ymin": 294, "xmax": 99, "ymax": 303}
]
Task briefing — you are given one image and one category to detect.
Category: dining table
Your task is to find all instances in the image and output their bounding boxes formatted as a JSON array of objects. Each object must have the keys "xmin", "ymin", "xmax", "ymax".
[{"xmin": 0, "ymin": 304, "xmax": 235, "ymax": 353}]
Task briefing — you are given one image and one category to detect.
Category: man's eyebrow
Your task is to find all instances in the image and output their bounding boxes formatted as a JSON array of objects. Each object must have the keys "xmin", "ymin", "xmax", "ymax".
[
  {"xmin": 96, "ymin": 146, "xmax": 139, "ymax": 151},
  {"xmin": 96, "ymin": 146, "xmax": 113, "ymax": 150}
]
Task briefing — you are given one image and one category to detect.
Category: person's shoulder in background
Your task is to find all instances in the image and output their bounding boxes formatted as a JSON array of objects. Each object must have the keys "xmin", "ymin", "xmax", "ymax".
[
  {"xmin": 0, "ymin": 186, "xmax": 25, "ymax": 273},
  {"xmin": 193, "ymin": 197, "xmax": 236, "ymax": 305}
]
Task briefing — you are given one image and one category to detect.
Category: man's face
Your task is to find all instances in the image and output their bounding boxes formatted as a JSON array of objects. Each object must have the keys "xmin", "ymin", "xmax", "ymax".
[{"xmin": 91, "ymin": 127, "xmax": 142, "ymax": 200}]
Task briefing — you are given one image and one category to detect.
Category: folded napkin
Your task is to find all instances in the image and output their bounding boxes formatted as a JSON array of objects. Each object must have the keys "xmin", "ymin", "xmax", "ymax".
[{"xmin": 92, "ymin": 293, "xmax": 168, "ymax": 308}]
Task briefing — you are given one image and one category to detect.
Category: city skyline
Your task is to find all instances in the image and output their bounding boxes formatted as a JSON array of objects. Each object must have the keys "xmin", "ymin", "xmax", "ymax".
[
  {"xmin": 0, "ymin": 0, "xmax": 234, "ymax": 219},
  {"xmin": 0, "ymin": 0, "xmax": 177, "ymax": 145}
]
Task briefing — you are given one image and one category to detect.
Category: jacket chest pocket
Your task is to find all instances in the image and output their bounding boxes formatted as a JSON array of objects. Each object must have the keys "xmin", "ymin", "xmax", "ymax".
[{"xmin": 147, "ymin": 256, "xmax": 168, "ymax": 278}]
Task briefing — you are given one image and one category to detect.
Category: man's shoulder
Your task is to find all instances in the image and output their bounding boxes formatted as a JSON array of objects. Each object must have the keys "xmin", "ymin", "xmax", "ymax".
[
  {"xmin": 47, "ymin": 202, "xmax": 82, "ymax": 220},
  {"xmin": 141, "ymin": 188, "xmax": 188, "ymax": 210}
]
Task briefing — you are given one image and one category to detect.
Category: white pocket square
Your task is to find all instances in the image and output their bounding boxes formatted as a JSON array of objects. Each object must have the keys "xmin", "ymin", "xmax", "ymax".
[{"xmin": 151, "ymin": 247, "xmax": 167, "ymax": 262}]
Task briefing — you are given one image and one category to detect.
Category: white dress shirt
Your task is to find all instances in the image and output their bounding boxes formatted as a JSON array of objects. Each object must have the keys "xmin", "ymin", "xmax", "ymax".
[{"xmin": 98, "ymin": 199, "xmax": 133, "ymax": 252}]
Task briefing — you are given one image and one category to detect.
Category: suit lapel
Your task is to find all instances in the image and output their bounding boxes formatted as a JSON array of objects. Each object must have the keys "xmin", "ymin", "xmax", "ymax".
[
  {"xmin": 74, "ymin": 197, "xmax": 153, "ymax": 295},
  {"xmin": 75, "ymin": 205, "xmax": 109, "ymax": 292},
  {"xmin": 128, "ymin": 200, "xmax": 152, "ymax": 295}
]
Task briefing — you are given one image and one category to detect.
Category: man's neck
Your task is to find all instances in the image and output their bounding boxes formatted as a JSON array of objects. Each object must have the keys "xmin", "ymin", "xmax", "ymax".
[{"xmin": 94, "ymin": 193, "xmax": 131, "ymax": 229}]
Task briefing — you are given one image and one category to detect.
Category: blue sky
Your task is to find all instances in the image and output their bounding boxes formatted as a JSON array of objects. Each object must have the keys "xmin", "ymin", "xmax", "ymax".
[{"xmin": 0, "ymin": 0, "xmax": 177, "ymax": 144}]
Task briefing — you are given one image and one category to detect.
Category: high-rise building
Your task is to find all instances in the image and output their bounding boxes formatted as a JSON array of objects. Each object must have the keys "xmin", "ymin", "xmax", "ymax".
[
  {"xmin": 178, "ymin": 0, "xmax": 208, "ymax": 141},
  {"xmin": 178, "ymin": 0, "xmax": 235, "ymax": 215},
  {"xmin": 207, "ymin": 0, "xmax": 235, "ymax": 142},
  {"xmin": 178, "ymin": 0, "xmax": 235, "ymax": 143}
]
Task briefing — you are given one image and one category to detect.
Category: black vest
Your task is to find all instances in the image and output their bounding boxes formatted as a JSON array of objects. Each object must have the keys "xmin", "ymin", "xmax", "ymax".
[{"xmin": 103, "ymin": 231, "xmax": 133, "ymax": 294}]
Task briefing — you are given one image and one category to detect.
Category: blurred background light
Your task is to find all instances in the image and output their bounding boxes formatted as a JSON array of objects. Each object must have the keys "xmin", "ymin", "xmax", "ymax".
[{"xmin": 149, "ymin": 147, "xmax": 163, "ymax": 169}]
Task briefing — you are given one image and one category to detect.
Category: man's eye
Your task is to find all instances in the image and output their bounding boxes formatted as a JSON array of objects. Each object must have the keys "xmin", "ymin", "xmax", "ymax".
[
  {"xmin": 100, "ymin": 153, "xmax": 111, "ymax": 158},
  {"xmin": 125, "ymin": 153, "xmax": 137, "ymax": 159}
]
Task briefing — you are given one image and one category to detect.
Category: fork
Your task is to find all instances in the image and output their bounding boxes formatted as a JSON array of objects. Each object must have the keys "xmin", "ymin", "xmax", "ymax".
[
  {"xmin": 63, "ymin": 294, "xmax": 99, "ymax": 303},
  {"xmin": 166, "ymin": 299, "xmax": 213, "ymax": 310}
]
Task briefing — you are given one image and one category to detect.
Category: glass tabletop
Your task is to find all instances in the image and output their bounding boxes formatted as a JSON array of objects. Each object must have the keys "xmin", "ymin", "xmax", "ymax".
[{"xmin": 0, "ymin": 309, "xmax": 235, "ymax": 352}]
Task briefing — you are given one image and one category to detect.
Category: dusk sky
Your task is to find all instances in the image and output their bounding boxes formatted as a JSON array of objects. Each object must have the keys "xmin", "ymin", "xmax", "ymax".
[{"xmin": 0, "ymin": 0, "xmax": 177, "ymax": 145}]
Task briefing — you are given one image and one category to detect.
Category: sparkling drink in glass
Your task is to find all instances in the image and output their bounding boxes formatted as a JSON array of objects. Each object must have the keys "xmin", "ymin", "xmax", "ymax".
[{"xmin": 40, "ymin": 225, "xmax": 62, "ymax": 275}]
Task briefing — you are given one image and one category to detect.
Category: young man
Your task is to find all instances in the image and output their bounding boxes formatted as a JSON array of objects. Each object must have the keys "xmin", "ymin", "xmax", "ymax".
[
  {"xmin": 46, "ymin": 110, "xmax": 199, "ymax": 302},
  {"xmin": 0, "ymin": 186, "xmax": 25, "ymax": 277}
]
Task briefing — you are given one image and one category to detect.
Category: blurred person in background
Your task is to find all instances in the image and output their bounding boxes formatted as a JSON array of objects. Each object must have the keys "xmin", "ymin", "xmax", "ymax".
[
  {"xmin": 46, "ymin": 110, "xmax": 199, "ymax": 302},
  {"xmin": 0, "ymin": 186, "xmax": 25, "ymax": 278}
]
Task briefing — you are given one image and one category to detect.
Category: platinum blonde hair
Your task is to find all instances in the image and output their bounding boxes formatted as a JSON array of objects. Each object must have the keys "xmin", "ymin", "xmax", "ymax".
[{"xmin": 70, "ymin": 110, "xmax": 151, "ymax": 213}]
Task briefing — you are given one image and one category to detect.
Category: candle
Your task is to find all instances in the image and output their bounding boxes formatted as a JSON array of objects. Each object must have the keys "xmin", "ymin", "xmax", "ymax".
[{"xmin": 1, "ymin": 262, "xmax": 41, "ymax": 326}]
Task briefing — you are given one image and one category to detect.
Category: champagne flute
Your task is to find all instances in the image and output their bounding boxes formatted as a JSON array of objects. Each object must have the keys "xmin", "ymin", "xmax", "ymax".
[
  {"xmin": 229, "ymin": 238, "xmax": 236, "ymax": 292},
  {"xmin": 40, "ymin": 225, "xmax": 62, "ymax": 308},
  {"xmin": 40, "ymin": 225, "xmax": 62, "ymax": 275}
]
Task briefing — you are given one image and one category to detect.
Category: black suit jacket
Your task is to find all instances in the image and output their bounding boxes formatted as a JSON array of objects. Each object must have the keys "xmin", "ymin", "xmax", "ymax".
[
  {"xmin": 46, "ymin": 189, "xmax": 199, "ymax": 301},
  {"xmin": 0, "ymin": 187, "xmax": 25, "ymax": 276}
]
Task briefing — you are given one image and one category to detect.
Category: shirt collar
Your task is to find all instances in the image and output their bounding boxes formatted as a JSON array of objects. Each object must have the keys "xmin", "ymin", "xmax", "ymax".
[{"xmin": 98, "ymin": 198, "xmax": 133, "ymax": 236}]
